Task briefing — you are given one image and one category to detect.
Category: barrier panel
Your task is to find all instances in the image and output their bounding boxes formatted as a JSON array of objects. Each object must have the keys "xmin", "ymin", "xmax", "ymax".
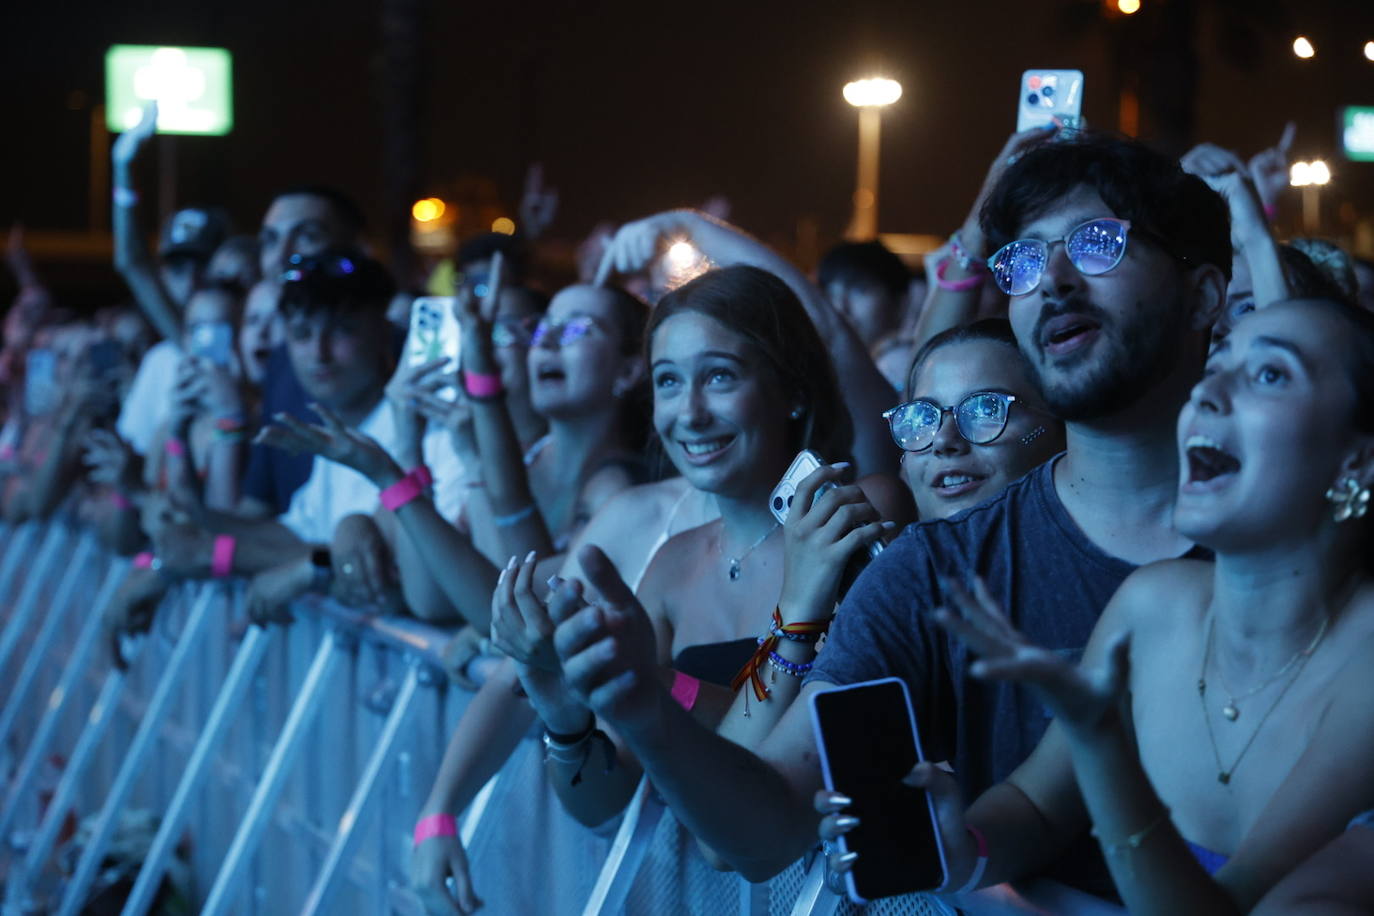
[{"xmin": 0, "ymin": 521, "xmax": 1123, "ymax": 915}]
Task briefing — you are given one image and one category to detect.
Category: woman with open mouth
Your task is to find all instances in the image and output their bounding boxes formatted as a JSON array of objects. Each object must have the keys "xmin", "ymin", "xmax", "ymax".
[{"xmin": 824, "ymin": 296, "xmax": 1374, "ymax": 915}]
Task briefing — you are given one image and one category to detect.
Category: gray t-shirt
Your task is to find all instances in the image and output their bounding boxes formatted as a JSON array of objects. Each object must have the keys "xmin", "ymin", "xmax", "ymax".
[{"xmin": 810, "ymin": 456, "xmax": 1204, "ymax": 798}]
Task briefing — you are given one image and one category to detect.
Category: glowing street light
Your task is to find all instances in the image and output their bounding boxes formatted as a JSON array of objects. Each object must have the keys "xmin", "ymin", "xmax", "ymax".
[
  {"xmin": 1364, "ymin": 40, "xmax": 1374, "ymax": 62},
  {"xmin": 1117, "ymin": 0, "xmax": 1141, "ymax": 14},
  {"xmin": 1293, "ymin": 36, "xmax": 1315, "ymax": 59},
  {"xmin": 1290, "ymin": 159, "xmax": 1330, "ymax": 232},
  {"xmin": 843, "ymin": 77, "xmax": 901, "ymax": 240},
  {"xmin": 491, "ymin": 217, "xmax": 516, "ymax": 235},
  {"xmin": 412, "ymin": 198, "xmax": 445, "ymax": 222}
]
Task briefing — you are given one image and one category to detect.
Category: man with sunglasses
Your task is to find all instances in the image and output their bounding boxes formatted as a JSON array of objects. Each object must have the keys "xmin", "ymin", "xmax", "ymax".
[{"xmin": 544, "ymin": 133, "xmax": 1231, "ymax": 892}]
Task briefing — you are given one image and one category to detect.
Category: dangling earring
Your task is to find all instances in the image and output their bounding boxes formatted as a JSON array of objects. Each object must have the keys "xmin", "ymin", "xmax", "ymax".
[
  {"xmin": 1019, "ymin": 425, "xmax": 1046, "ymax": 446},
  {"xmin": 1326, "ymin": 477, "xmax": 1371, "ymax": 523}
]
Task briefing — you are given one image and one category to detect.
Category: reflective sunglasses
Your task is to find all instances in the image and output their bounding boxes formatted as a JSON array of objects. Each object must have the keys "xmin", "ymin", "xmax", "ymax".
[
  {"xmin": 490, "ymin": 315, "xmax": 540, "ymax": 349},
  {"xmin": 987, "ymin": 217, "xmax": 1133, "ymax": 297},
  {"xmin": 883, "ymin": 391, "xmax": 1024, "ymax": 453},
  {"xmin": 529, "ymin": 315, "xmax": 600, "ymax": 348}
]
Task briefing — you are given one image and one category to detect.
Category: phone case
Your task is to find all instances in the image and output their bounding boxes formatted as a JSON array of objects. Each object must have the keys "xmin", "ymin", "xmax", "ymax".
[
  {"xmin": 188, "ymin": 321, "xmax": 235, "ymax": 368},
  {"xmin": 809, "ymin": 677, "xmax": 949, "ymax": 905},
  {"xmin": 769, "ymin": 449, "xmax": 831, "ymax": 525},
  {"xmin": 405, "ymin": 297, "xmax": 462, "ymax": 402},
  {"xmin": 1017, "ymin": 69, "xmax": 1084, "ymax": 133}
]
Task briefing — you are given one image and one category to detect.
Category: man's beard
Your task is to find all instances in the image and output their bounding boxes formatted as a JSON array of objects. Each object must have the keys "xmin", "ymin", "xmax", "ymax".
[{"xmin": 1025, "ymin": 293, "xmax": 1188, "ymax": 422}]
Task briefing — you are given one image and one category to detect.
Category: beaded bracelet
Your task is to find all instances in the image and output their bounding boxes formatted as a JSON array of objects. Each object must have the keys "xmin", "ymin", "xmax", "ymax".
[
  {"xmin": 731, "ymin": 607, "xmax": 829, "ymax": 713},
  {"xmin": 948, "ymin": 232, "xmax": 986, "ymax": 274},
  {"xmin": 763, "ymin": 646, "xmax": 812, "ymax": 678}
]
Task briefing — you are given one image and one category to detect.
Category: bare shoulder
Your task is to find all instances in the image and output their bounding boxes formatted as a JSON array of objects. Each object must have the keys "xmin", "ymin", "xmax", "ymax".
[
  {"xmin": 637, "ymin": 522, "xmax": 714, "ymax": 593},
  {"xmin": 589, "ymin": 476, "xmax": 692, "ymax": 530},
  {"xmin": 1109, "ymin": 558, "xmax": 1213, "ymax": 626}
]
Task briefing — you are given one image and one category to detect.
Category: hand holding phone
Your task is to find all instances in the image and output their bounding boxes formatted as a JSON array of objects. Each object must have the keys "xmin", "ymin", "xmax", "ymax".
[
  {"xmin": 1016, "ymin": 69, "xmax": 1084, "ymax": 134},
  {"xmin": 405, "ymin": 297, "xmax": 462, "ymax": 402},
  {"xmin": 811, "ymin": 678, "xmax": 948, "ymax": 903},
  {"xmin": 188, "ymin": 321, "xmax": 235, "ymax": 368}
]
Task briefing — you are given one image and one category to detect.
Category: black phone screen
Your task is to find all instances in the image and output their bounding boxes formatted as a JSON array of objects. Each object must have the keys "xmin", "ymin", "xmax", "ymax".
[{"xmin": 812, "ymin": 680, "xmax": 945, "ymax": 900}]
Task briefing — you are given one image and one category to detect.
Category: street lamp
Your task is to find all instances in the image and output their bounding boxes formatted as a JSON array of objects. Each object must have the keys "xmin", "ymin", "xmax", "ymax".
[
  {"xmin": 843, "ymin": 77, "xmax": 902, "ymax": 240},
  {"xmin": 1293, "ymin": 36, "xmax": 1316, "ymax": 59},
  {"xmin": 1290, "ymin": 159, "xmax": 1331, "ymax": 232}
]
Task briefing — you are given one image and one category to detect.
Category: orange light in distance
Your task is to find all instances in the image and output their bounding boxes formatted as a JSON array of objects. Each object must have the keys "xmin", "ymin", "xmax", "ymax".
[
  {"xmin": 1118, "ymin": 0, "xmax": 1140, "ymax": 14},
  {"xmin": 412, "ymin": 198, "xmax": 445, "ymax": 222},
  {"xmin": 491, "ymin": 217, "xmax": 516, "ymax": 235},
  {"xmin": 1293, "ymin": 36, "xmax": 1316, "ymax": 59}
]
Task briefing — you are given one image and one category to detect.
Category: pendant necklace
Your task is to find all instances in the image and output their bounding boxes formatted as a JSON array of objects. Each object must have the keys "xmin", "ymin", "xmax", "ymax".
[
  {"xmin": 1205, "ymin": 613, "xmax": 1329, "ymax": 722},
  {"xmin": 723, "ymin": 522, "xmax": 779, "ymax": 582},
  {"xmin": 1197, "ymin": 612, "xmax": 1328, "ymax": 785}
]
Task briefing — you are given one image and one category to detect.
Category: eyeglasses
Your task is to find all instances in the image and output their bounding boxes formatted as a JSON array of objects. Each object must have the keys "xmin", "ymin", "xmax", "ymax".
[
  {"xmin": 529, "ymin": 316, "xmax": 600, "ymax": 348},
  {"xmin": 987, "ymin": 218, "xmax": 1134, "ymax": 297},
  {"xmin": 490, "ymin": 315, "xmax": 539, "ymax": 349},
  {"xmin": 281, "ymin": 252, "xmax": 359, "ymax": 284},
  {"xmin": 882, "ymin": 391, "xmax": 1024, "ymax": 453}
]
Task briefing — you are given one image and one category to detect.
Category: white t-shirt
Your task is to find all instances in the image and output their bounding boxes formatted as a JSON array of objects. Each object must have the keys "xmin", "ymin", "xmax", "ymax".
[
  {"xmin": 278, "ymin": 398, "xmax": 466, "ymax": 544},
  {"xmin": 116, "ymin": 340, "xmax": 181, "ymax": 455}
]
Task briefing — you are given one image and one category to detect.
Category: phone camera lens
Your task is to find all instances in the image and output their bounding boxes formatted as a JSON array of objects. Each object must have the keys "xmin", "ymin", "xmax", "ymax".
[
  {"xmin": 772, "ymin": 496, "xmax": 785, "ymax": 511},
  {"xmin": 1027, "ymin": 93, "xmax": 1040, "ymax": 107},
  {"xmin": 1041, "ymin": 85, "xmax": 1055, "ymax": 98},
  {"xmin": 786, "ymin": 495, "xmax": 794, "ymax": 507}
]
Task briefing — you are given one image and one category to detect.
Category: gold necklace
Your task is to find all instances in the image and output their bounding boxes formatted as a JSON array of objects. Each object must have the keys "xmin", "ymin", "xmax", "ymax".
[
  {"xmin": 1197, "ymin": 613, "xmax": 1328, "ymax": 784},
  {"xmin": 722, "ymin": 523, "xmax": 779, "ymax": 582},
  {"xmin": 1207, "ymin": 615, "xmax": 1329, "ymax": 722}
]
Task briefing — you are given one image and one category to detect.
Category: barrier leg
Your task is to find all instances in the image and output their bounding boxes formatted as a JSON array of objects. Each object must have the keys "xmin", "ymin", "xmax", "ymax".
[
  {"xmin": 0, "ymin": 556, "xmax": 128, "ymax": 843},
  {"xmin": 579, "ymin": 777, "xmax": 668, "ymax": 916},
  {"xmin": 788, "ymin": 858, "xmax": 840, "ymax": 916},
  {"xmin": 0, "ymin": 525, "xmax": 71, "ymax": 681},
  {"xmin": 119, "ymin": 623, "xmax": 273, "ymax": 916},
  {"xmin": 0, "ymin": 524, "xmax": 37, "ymax": 614},
  {"xmin": 200, "ymin": 629, "xmax": 349, "ymax": 916},
  {"xmin": 52, "ymin": 585, "xmax": 219, "ymax": 916},
  {"xmin": 299, "ymin": 660, "xmax": 429, "ymax": 916},
  {"xmin": 0, "ymin": 534, "xmax": 100, "ymax": 751}
]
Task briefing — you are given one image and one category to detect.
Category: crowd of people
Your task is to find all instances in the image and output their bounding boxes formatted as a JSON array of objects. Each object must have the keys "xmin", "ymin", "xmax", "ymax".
[{"xmin": 4, "ymin": 96, "xmax": 1374, "ymax": 915}]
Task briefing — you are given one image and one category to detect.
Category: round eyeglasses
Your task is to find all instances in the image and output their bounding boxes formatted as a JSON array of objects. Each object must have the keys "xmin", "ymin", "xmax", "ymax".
[
  {"xmin": 987, "ymin": 217, "xmax": 1133, "ymax": 297},
  {"xmin": 883, "ymin": 391, "xmax": 1024, "ymax": 453}
]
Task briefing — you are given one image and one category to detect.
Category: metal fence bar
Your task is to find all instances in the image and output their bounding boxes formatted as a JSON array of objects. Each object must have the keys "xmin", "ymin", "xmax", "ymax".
[
  {"xmin": 0, "ymin": 555, "xmax": 128, "ymax": 843},
  {"xmin": 120, "ymin": 622, "xmax": 273, "ymax": 916},
  {"xmin": 0, "ymin": 533, "xmax": 99, "ymax": 750},
  {"xmin": 53, "ymin": 585, "xmax": 219, "ymax": 916},
  {"xmin": 0, "ymin": 524, "xmax": 70, "ymax": 679},
  {"xmin": 788, "ymin": 858, "xmax": 839, "ymax": 916},
  {"xmin": 200, "ymin": 629, "xmax": 348, "ymax": 916},
  {"xmin": 0, "ymin": 523, "xmax": 37, "ymax": 612},
  {"xmin": 579, "ymin": 777, "xmax": 668, "ymax": 916},
  {"xmin": 299, "ymin": 660, "xmax": 425, "ymax": 916}
]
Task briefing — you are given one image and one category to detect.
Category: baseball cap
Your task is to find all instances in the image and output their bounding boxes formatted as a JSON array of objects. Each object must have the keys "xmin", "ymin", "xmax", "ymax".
[{"xmin": 159, "ymin": 206, "xmax": 231, "ymax": 262}]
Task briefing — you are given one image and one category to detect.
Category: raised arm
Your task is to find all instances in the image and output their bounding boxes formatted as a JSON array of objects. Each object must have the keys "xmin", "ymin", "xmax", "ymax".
[
  {"xmin": 599, "ymin": 211, "xmax": 897, "ymax": 476},
  {"xmin": 111, "ymin": 103, "xmax": 183, "ymax": 342}
]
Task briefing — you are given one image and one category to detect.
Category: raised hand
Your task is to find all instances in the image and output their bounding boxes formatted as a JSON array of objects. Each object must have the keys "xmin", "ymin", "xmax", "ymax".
[
  {"xmin": 453, "ymin": 250, "xmax": 505, "ymax": 378},
  {"xmin": 518, "ymin": 163, "xmax": 559, "ymax": 241},
  {"xmin": 255, "ymin": 403, "xmax": 402, "ymax": 485},
  {"xmin": 594, "ymin": 214, "xmax": 677, "ymax": 286},
  {"xmin": 84, "ymin": 428, "xmax": 141, "ymax": 491},
  {"xmin": 410, "ymin": 825, "xmax": 482, "ymax": 915},
  {"xmin": 1248, "ymin": 121, "xmax": 1296, "ymax": 216},
  {"xmin": 112, "ymin": 102, "xmax": 159, "ymax": 169},
  {"xmin": 330, "ymin": 513, "xmax": 397, "ymax": 608},
  {"xmin": 1180, "ymin": 142, "xmax": 1249, "ymax": 179},
  {"xmin": 778, "ymin": 464, "xmax": 891, "ymax": 624},
  {"xmin": 489, "ymin": 550, "xmax": 560, "ymax": 671},
  {"xmin": 552, "ymin": 545, "xmax": 661, "ymax": 735},
  {"xmin": 933, "ymin": 577, "xmax": 1130, "ymax": 734}
]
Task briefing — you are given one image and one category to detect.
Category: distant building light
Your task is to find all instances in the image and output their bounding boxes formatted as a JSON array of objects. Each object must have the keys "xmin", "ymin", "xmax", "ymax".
[
  {"xmin": 1364, "ymin": 40, "xmax": 1374, "ymax": 62},
  {"xmin": 1117, "ymin": 0, "xmax": 1140, "ymax": 14},
  {"xmin": 843, "ymin": 78, "xmax": 902, "ymax": 108},
  {"xmin": 491, "ymin": 217, "xmax": 516, "ymax": 235},
  {"xmin": 1293, "ymin": 36, "xmax": 1316, "ymax": 59},
  {"xmin": 1291, "ymin": 159, "xmax": 1331, "ymax": 187},
  {"xmin": 412, "ymin": 198, "xmax": 445, "ymax": 222}
]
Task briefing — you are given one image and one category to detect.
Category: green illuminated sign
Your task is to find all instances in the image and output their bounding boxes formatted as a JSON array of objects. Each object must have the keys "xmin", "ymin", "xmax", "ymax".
[
  {"xmin": 105, "ymin": 44, "xmax": 233, "ymax": 136},
  {"xmin": 1343, "ymin": 106, "xmax": 1374, "ymax": 162}
]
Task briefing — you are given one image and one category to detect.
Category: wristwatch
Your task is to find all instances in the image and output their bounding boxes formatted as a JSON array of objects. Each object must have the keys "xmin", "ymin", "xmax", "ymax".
[{"xmin": 309, "ymin": 547, "xmax": 334, "ymax": 594}]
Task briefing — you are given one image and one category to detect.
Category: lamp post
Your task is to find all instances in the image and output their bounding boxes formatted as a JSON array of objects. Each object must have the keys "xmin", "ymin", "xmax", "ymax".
[
  {"xmin": 843, "ymin": 77, "xmax": 901, "ymax": 241},
  {"xmin": 1290, "ymin": 159, "xmax": 1331, "ymax": 233}
]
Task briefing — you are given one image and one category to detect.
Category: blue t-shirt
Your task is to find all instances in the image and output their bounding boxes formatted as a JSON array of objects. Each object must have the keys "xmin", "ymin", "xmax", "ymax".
[
  {"xmin": 242, "ymin": 345, "xmax": 317, "ymax": 515},
  {"xmin": 810, "ymin": 456, "xmax": 1206, "ymax": 798}
]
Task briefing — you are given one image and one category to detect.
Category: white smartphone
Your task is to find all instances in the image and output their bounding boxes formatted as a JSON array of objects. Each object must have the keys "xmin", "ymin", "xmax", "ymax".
[
  {"xmin": 1016, "ymin": 69, "xmax": 1084, "ymax": 133},
  {"xmin": 405, "ymin": 296, "xmax": 461, "ymax": 401},
  {"xmin": 810, "ymin": 678, "xmax": 949, "ymax": 904},
  {"xmin": 188, "ymin": 321, "xmax": 235, "ymax": 368},
  {"xmin": 769, "ymin": 449, "xmax": 832, "ymax": 525}
]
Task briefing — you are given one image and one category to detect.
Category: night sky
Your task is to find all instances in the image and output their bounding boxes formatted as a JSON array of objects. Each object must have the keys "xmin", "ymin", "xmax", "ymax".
[{"xmin": 6, "ymin": 0, "xmax": 1374, "ymax": 304}]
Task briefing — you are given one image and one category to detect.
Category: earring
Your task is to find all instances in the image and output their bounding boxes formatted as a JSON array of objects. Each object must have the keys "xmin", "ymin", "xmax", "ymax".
[
  {"xmin": 1325, "ymin": 477, "xmax": 1371, "ymax": 523},
  {"xmin": 1019, "ymin": 425, "xmax": 1046, "ymax": 446}
]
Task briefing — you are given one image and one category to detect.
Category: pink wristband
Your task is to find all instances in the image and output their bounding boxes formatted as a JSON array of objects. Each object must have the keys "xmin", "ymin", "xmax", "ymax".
[
  {"xmin": 670, "ymin": 670, "xmax": 700, "ymax": 712},
  {"xmin": 111, "ymin": 491, "xmax": 134, "ymax": 510},
  {"xmin": 413, "ymin": 813, "xmax": 458, "ymax": 847},
  {"xmin": 935, "ymin": 258, "xmax": 985, "ymax": 292},
  {"xmin": 380, "ymin": 466, "xmax": 431, "ymax": 512},
  {"xmin": 133, "ymin": 551, "xmax": 155, "ymax": 570},
  {"xmin": 164, "ymin": 437, "xmax": 187, "ymax": 458},
  {"xmin": 210, "ymin": 534, "xmax": 236, "ymax": 579},
  {"xmin": 462, "ymin": 370, "xmax": 504, "ymax": 399}
]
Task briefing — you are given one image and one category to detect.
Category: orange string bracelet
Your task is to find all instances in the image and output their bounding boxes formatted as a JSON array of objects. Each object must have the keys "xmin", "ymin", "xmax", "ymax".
[{"xmin": 731, "ymin": 607, "xmax": 828, "ymax": 714}]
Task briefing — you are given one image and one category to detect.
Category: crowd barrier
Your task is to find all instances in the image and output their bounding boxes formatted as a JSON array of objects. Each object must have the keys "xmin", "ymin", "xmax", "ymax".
[{"xmin": 0, "ymin": 520, "xmax": 1122, "ymax": 915}]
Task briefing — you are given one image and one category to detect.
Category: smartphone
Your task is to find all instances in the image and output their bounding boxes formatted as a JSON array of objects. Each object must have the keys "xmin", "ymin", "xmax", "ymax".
[
  {"xmin": 770, "ymin": 449, "xmax": 885, "ymax": 564},
  {"xmin": 405, "ymin": 296, "xmax": 461, "ymax": 402},
  {"xmin": 811, "ymin": 678, "xmax": 948, "ymax": 904},
  {"xmin": 24, "ymin": 349, "xmax": 58, "ymax": 416},
  {"xmin": 188, "ymin": 321, "xmax": 235, "ymax": 368},
  {"xmin": 1017, "ymin": 69, "xmax": 1084, "ymax": 133}
]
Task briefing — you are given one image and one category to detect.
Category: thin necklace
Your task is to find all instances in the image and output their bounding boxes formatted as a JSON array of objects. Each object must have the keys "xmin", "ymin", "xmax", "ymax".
[
  {"xmin": 722, "ymin": 522, "xmax": 779, "ymax": 582},
  {"xmin": 1197, "ymin": 612, "xmax": 1328, "ymax": 785},
  {"xmin": 1208, "ymin": 614, "xmax": 1329, "ymax": 722}
]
